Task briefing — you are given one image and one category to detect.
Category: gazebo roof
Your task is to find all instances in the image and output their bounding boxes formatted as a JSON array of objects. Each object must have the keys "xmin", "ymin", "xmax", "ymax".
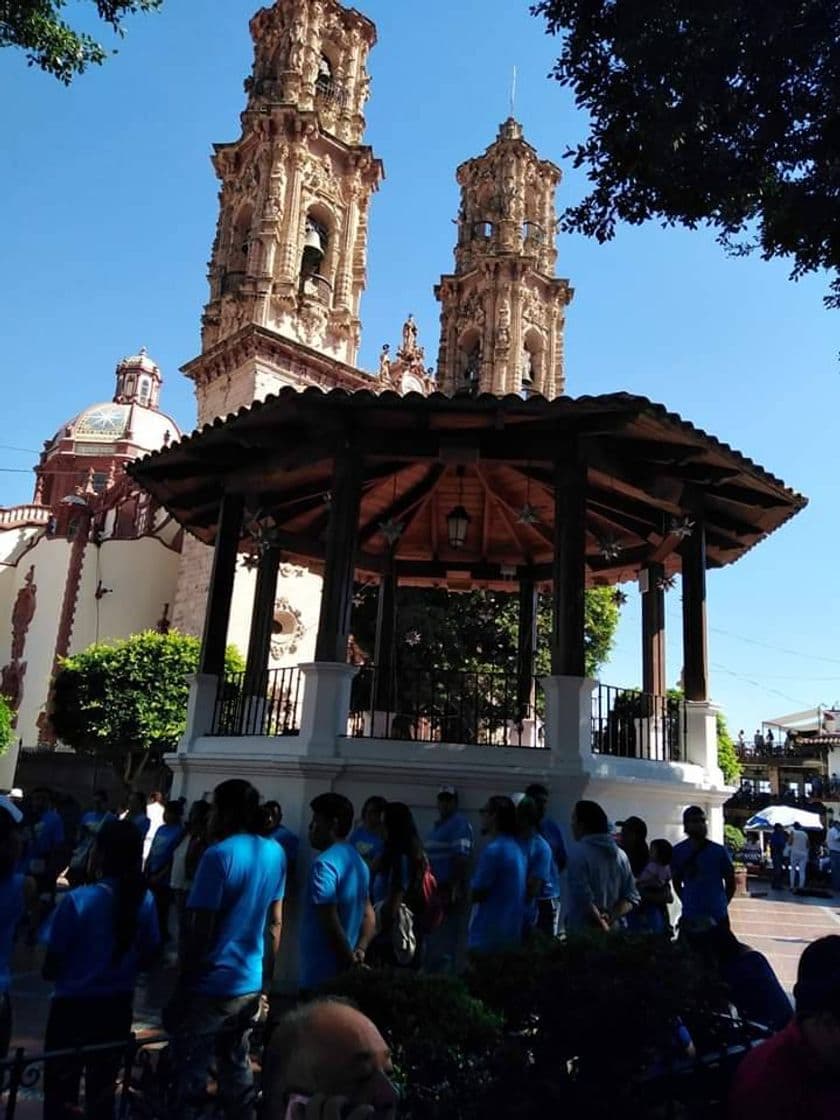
[{"xmin": 127, "ymin": 387, "xmax": 807, "ymax": 589}]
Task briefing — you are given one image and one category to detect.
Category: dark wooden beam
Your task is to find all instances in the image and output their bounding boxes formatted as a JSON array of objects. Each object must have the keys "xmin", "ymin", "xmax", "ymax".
[
  {"xmin": 641, "ymin": 562, "xmax": 666, "ymax": 697},
  {"xmin": 517, "ymin": 573, "xmax": 538, "ymax": 717},
  {"xmin": 243, "ymin": 545, "xmax": 281, "ymax": 696},
  {"xmin": 681, "ymin": 521, "xmax": 708, "ymax": 702},
  {"xmin": 199, "ymin": 491, "xmax": 244, "ymax": 676},
  {"xmin": 315, "ymin": 441, "xmax": 365, "ymax": 662},
  {"xmin": 551, "ymin": 453, "xmax": 587, "ymax": 676}
]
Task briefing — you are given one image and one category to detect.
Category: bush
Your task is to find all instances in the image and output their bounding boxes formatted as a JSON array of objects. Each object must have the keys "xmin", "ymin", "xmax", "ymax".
[
  {"xmin": 321, "ymin": 967, "xmax": 502, "ymax": 1119},
  {"xmin": 0, "ymin": 694, "xmax": 12, "ymax": 757},
  {"xmin": 724, "ymin": 824, "xmax": 746, "ymax": 853}
]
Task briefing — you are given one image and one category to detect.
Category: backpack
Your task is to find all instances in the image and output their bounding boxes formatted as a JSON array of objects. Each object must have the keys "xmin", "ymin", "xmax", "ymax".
[{"xmin": 416, "ymin": 864, "xmax": 445, "ymax": 933}]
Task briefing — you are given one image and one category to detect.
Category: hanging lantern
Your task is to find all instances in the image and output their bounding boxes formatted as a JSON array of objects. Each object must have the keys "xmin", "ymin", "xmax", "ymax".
[{"xmin": 446, "ymin": 504, "xmax": 471, "ymax": 549}]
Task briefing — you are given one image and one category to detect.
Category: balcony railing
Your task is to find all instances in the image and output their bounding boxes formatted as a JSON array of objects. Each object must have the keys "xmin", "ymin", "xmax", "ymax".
[
  {"xmin": 348, "ymin": 665, "xmax": 545, "ymax": 748},
  {"xmin": 736, "ymin": 740, "xmax": 829, "ymax": 762},
  {"xmin": 591, "ymin": 684, "xmax": 684, "ymax": 762},
  {"xmin": 315, "ymin": 76, "xmax": 350, "ymax": 109},
  {"xmin": 211, "ymin": 667, "xmax": 302, "ymax": 737}
]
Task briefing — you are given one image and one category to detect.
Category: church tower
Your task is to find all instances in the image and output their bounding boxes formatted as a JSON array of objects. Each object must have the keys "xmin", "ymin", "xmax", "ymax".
[
  {"xmin": 189, "ymin": 0, "xmax": 383, "ymax": 426},
  {"xmin": 435, "ymin": 119, "xmax": 573, "ymax": 399}
]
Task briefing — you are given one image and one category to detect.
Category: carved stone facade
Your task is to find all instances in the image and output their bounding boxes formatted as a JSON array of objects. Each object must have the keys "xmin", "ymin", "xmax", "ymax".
[
  {"xmin": 435, "ymin": 118, "xmax": 573, "ymax": 399},
  {"xmin": 198, "ymin": 0, "xmax": 383, "ymax": 380}
]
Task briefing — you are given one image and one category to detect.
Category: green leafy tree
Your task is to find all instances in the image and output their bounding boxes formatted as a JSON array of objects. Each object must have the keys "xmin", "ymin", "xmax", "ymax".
[
  {"xmin": 532, "ymin": 0, "xmax": 840, "ymax": 308},
  {"xmin": 716, "ymin": 708, "xmax": 741, "ymax": 785},
  {"xmin": 50, "ymin": 630, "xmax": 243, "ymax": 782},
  {"xmin": 353, "ymin": 585, "xmax": 619, "ymax": 678},
  {"xmin": 0, "ymin": 694, "xmax": 13, "ymax": 758},
  {"xmin": 1, "ymin": 1, "xmax": 162, "ymax": 84}
]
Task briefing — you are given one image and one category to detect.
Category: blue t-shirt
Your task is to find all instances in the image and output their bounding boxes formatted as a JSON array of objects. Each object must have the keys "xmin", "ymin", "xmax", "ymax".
[
  {"xmin": 187, "ymin": 833, "xmax": 286, "ymax": 997},
  {"xmin": 30, "ymin": 808, "xmax": 65, "ymax": 863},
  {"xmin": 269, "ymin": 824, "xmax": 300, "ymax": 869},
  {"xmin": 539, "ymin": 817, "xmax": 567, "ymax": 896},
  {"xmin": 0, "ymin": 873, "xmax": 25, "ymax": 993},
  {"xmin": 671, "ymin": 839, "xmax": 733, "ymax": 922},
  {"xmin": 146, "ymin": 823, "xmax": 185, "ymax": 879},
  {"xmin": 300, "ymin": 842, "xmax": 370, "ymax": 990},
  {"xmin": 372, "ymin": 854, "xmax": 410, "ymax": 907},
  {"xmin": 519, "ymin": 833, "xmax": 554, "ymax": 927},
  {"xmin": 469, "ymin": 835, "xmax": 527, "ymax": 952},
  {"xmin": 348, "ymin": 826, "xmax": 384, "ymax": 864},
  {"xmin": 46, "ymin": 878, "xmax": 160, "ymax": 998},
  {"xmin": 426, "ymin": 813, "xmax": 474, "ymax": 885}
]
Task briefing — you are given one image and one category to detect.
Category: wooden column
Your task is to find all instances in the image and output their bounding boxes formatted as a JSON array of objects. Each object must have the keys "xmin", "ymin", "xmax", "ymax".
[
  {"xmin": 315, "ymin": 441, "xmax": 363, "ymax": 662},
  {"xmin": 373, "ymin": 549, "xmax": 397, "ymax": 711},
  {"xmin": 551, "ymin": 454, "xmax": 587, "ymax": 677},
  {"xmin": 641, "ymin": 562, "xmax": 666, "ymax": 697},
  {"xmin": 681, "ymin": 520, "xmax": 708, "ymax": 702},
  {"xmin": 243, "ymin": 544, "xmax": 281, "ymax": 695},
  {"xmin": 199, "ymin": 492, "xmax": 244, "ymax": 676},
  {"xmin": 516, "ymin": 572, "xmax": 538, "ymax": 718}
]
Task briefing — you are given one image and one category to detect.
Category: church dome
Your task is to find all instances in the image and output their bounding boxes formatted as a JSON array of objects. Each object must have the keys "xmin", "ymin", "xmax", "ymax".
[{"xmin": 46, "ymin": 347, "xmax": 182, "ymax": 456}]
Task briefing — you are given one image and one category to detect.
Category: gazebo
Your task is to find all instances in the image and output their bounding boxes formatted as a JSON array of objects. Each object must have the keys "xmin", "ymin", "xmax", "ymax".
[{"xmin": 129, "ymin": 386, "xmax": 805, "ymax": 842}]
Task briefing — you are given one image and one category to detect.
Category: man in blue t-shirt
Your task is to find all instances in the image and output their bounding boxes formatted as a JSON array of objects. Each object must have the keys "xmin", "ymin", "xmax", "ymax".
[
  {"xmin": 68, "ymin": 790, "xmax": 112, "ymax": 885},
  {"xmin": 525, "ymin": 783, "xmax": 567, "ymax": 934},
  {"xmin": 261, "ymin": 800, "xmax": 300, "ymax": 872},
  {"xmin": 469, "ymin": 795, "xmax": 527, "ymax": 953},
  {"xmin": 672, "ymin": 805, "xmax": 735, "ymax": 952},
  {"xmin": 425, "ymin": 786, "xmax": 473, "ymax": 971},
  {"xmin": 348, "ymin": 795, "xmax": 387, "ymax": 869},
  {"xmin": 145, "ymin": 800, "xmax": 185, "ymax": 944},
  {"xmin": 300, "ymin": 792, "xmax": 374, "ymax": 991},
  {"xmin": 170, "ymin": 780, "xmax": 286, "ymax": 1119}
]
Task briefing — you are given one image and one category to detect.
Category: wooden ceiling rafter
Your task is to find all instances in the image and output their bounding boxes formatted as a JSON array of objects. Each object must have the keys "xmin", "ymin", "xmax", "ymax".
[{"xmin": 358, "ymin": 462, "xmax": 446, "ymax": 547}]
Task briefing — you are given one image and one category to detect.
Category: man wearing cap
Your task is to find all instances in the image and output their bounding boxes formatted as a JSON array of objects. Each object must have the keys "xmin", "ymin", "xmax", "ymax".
[
  {"xmin": 729, "ymin": 934, "xmax": 840, "ymax": 1116},
  {"xmin": 425, "ymin": 787, "xmax": 473, "ymax": 972}
]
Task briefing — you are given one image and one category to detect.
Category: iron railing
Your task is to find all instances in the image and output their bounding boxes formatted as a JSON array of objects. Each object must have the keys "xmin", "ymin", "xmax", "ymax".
[
  {"xmin": 211, "ymin": 667, "xmax": 302, "ymax": 737},
  {"xmin": 0, "ymin": 1024, "xmax": 267, "ymax": 1120},
  {"xmin": 736, "ymin": 739, "xmax": 829, "ymax": 761},
  {"xmin": 348, "ymin": 665, "xmax": 545, "ymax": 748},
  {"xmin": 591, "ymin": 684, "xmax": 684, "ymax": 762}
]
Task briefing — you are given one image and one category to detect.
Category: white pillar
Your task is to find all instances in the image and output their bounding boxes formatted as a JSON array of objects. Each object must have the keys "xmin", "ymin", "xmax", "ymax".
[
  {"xmin": 298, "ymin": 662, "xmax": 358, "ymax": 756},
  {"xmin": 540, "ymin": 674, "xmax": 596, "ymax": 768},
  {"xmin": 0, "ymin": 739, "xmax": 21, "ymax": 791},
  {"xmin": 684, "ymin": 699, "xmax": 724, "ymax": 784},
  {"xmin": 179, "ymin": 673, "xmax": 219, "ymax": 751}
]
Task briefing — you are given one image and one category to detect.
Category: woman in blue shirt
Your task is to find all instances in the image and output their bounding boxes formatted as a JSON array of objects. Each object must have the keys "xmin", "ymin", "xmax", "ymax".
[
  {"xmin": 42, "ymin": 819, "xmax": 160, "ymax": 1120},
  {"xmin": 369, "ymin": 802, "xmax": 427, "ymax": 968}
]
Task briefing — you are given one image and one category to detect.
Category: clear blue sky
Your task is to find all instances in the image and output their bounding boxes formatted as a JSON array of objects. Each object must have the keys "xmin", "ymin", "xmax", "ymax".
[{"xmin": 1, "ymin": 1, "xmax": 837, "ymax": 736}]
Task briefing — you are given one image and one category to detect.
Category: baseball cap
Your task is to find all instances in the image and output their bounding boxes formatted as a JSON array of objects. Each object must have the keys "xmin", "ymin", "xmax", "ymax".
[
  {"xmin": 0, "ymin": 794, "xmax": 23, "ymax": 824},
  {"xmin": 438, "ymin": 785, "xmax": 457, "ymax": 798}
]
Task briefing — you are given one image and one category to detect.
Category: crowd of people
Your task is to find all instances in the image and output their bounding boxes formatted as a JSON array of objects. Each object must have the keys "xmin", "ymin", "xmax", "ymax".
[{"xmin": 0, "ymin": 780, "xmax": 826, "ymax": 1118}]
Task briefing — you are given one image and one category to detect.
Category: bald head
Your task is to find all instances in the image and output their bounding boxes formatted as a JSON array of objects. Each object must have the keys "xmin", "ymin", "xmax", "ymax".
[{"xmin": 267, "ymin": 999, "xmax": 397, "ymax": 1117}]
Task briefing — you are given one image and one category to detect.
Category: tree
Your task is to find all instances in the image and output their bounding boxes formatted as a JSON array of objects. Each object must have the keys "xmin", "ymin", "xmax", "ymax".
[
  {"xmin": 716, "ymin": 708, "xmax": 741, "ymax": 785},
  {"xmin": 50, "ymin": 630, "xmax": 243, "ymax": 782},
  {"xmin": 1, "ymin": 1, "xmax": 162, "ymax": 84},
  {"xmin": 0, "ymin": 694, "xmax": 13, "ymax": 758},
  {"xmin": 351, "ymin": 584, "xmax": 621, "ymax": 685},
  {"xmin": 532, "ymin": 0, "xmax": 840, "ymax": 308}
]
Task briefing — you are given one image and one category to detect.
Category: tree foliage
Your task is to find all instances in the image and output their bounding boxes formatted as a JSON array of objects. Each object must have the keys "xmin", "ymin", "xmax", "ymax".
[
  {"xmin": 716, "ymin": 708, "xmax": 741, "ymax": 784},
  {"xmin": 0, "ymin": 694, "xmax": 13, "ymax": 758},
  {"xmin": 352, "ymin": 585, "xmax": 620, "ymax": 682},
  {"xmin": 50, "ymin": 630, "xmax": 243, "ymax": 781},
  {"xmin": 1, "ymin": 1, "xmax": 162, "ymax": 84},
  {"xmin": 533, "ymin": 0, "xmax": 840, "ymax": 308}
]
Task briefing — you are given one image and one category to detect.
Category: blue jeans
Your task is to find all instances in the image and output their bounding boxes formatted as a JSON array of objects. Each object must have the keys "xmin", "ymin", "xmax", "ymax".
[{"xmin": 168, "ymin": 992, "xmax": 260, "ymax": 1120}]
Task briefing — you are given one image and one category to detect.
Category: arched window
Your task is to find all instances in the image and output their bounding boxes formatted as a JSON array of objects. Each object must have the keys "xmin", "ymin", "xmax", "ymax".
[
  {"xmin": 299, "ymin": 209, "xmax": 333, "ymax": 302},
  {"xmin": 457, "ymin": 329, "xmax": 482, "ymax": 395},
  {"xmin": 228, "ymin": 203, "xmax": 253, "ymax": 280},
  {"xmin": 520, "ymin": 328, "xmax": 545, "ymax": 398},
  {"xmin": 522, "ymin": 221, "xmax": 545, "ymax": 246},
  {"xmin": 315, "ymin": 53, "xmax": 334, "ymax": 97},
  {"xmin": 138, "ymin": 376, "xmax": 151, "ymax": 406},
  {"xmin": 472, "ymin": 220, "xmax": 493, "ymax": 240}
]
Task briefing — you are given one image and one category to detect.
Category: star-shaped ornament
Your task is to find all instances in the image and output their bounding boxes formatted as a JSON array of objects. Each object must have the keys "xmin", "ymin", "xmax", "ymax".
[
  {"xmin": 670, "ymin": 516, "xmax": 695, "ymax": 540},
  {"xmin": 517, "ymin": 503, "xmax": 541, "ymax": 526},
  {"xmin": 378, "ymin": 518, "xmax": 404, "ymax": 545}
]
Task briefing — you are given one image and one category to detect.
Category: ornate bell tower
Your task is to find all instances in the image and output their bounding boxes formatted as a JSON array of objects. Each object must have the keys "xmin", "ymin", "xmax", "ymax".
[
  {"xmin": 191, "ymin": 0, "xmax": 383, "ymax": 425},
  {"xmin": 435, "ymin": 119, "xmax": 573, "ymax": 399}
]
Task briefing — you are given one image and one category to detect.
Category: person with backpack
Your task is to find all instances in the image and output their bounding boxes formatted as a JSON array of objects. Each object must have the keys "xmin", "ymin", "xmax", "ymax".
[
  {"xmin": 370, "ymin": 802, "xmax": 436, "ymax": 968},
  {"xmin": 41, "ymin": 819, "xmax": 160, "ymax": 1120}
]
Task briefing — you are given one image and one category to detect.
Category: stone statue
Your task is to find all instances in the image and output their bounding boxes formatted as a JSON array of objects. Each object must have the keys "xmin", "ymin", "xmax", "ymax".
[
  {"xmin": 378, "ymin": 343, "xmax": 391, "ymax": 379},
  {"xmin": 401, "ymin": 313, "xmax": 418, "ymax": 356}
]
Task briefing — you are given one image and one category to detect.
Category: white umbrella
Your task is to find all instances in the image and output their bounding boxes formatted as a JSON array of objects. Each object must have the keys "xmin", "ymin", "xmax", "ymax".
[{"xmin": 745, "ymin": 805, "xmax": 823, "ymax": 831}]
